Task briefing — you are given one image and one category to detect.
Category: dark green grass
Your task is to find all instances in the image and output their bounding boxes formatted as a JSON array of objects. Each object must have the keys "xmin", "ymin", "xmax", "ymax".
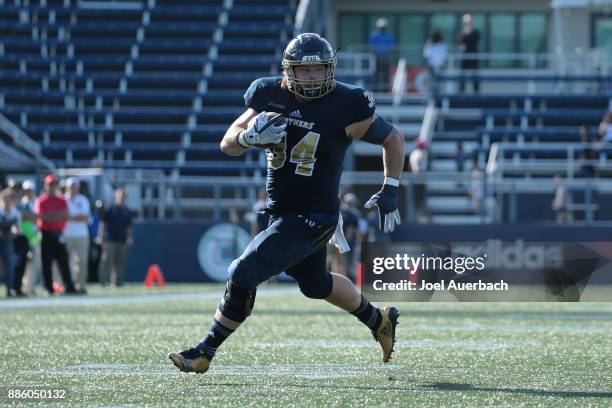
[{"xmin": 1, "ymin": 284, "xmax": 611, "ymax": 407}]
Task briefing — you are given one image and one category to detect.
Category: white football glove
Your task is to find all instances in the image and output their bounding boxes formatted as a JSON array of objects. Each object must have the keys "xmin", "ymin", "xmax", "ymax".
[{"xmin": 238, "ymin": 112, "xmax": 287, "ymax": 148}]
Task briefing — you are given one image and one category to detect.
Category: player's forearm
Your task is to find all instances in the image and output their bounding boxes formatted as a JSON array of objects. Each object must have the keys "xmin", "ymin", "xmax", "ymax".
[
  {"xmin": 381, "ymin": 127, "xmax": 405, "ymax": 179},
  {"xmin": 220, "ymin": 125, "xmax": 248, "ymax": 156}
]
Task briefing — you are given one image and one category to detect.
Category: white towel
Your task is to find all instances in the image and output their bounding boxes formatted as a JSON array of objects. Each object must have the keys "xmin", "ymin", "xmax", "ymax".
[{"xmin": 328, "ymin": 214, "xmax": 350, "ymax": 254}]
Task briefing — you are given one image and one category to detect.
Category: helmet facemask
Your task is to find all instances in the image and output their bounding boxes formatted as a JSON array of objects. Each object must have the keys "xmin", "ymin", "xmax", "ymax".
[{"xmin": 282, "ymin": 58, "xmax": 336, "ymax": 99}]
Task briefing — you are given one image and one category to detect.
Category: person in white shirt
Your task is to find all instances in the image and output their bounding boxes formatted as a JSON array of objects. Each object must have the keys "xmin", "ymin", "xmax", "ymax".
[
  {"xmin": 423, "ymin": 31, "xmax": 447, "ymax": 95},
  {"xmin": 597, "ymin": 111, "xmax": 612, "ymax": 144},
  {"xmin": 64, "ymin": 178, "xmax": 91, "ymax": 294}
]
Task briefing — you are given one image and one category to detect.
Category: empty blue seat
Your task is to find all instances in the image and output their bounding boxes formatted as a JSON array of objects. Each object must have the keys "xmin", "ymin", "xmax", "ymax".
[
  {"xmin": 146, "ymin": 22, "xmax": 216, "ymax": 40},
  {"xmin": 230, "ymin": 5, "xmax": 293, "ymax": 19},
  {"xmin": 127, "ymin": 76, "xmax": 199, "ymax": 91},
  {"xmin": 78, "ymin": 9, "xmax": 143, "ymax": 23},
  {"xmin": 201, "ymin": 93, "xmax": 245, "ymax": 107},
  {"xmin": 206, "ymin": 77, "xmax": 254, "ymax": 90},
  {"xmin": 70, "ymin": 22, "xmax": 140, "ymax": 37}
]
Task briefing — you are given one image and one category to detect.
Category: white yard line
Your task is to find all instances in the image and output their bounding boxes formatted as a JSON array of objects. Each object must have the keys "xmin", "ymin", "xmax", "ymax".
[
  {"xmin": 0, "ymin": 287, "xmax": 298, "ymax": 310},
  {"xmin": 23, "ymin": 362, "xmax": 405, "ymax": 379},
  {"xmin": 250, "ymin": 338, "xmax": 541, "ymax": 350}
]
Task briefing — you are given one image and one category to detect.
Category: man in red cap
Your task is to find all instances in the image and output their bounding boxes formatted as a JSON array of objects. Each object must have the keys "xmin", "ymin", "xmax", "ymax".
[{"xmin": 35, "ymin": 175, "xmax": 77, "ymax": 295}]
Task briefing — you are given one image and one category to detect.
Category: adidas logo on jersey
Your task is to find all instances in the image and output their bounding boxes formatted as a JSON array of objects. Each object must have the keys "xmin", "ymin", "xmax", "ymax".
[{"xmin": 288, "ymin": 110, "xmax": 302, "ymax": 119}]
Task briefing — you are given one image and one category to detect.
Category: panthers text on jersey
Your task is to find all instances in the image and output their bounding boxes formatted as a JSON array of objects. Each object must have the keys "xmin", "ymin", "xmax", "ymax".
[{"xmin": 244, "ymin": 76, "xmax": 377, "ymax": 214}]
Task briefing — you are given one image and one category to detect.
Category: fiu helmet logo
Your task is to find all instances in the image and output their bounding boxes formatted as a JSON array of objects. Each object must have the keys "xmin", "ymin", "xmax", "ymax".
[{"xmin": 302, "ymin": 55, "xmax": 321, "ymax": 62}]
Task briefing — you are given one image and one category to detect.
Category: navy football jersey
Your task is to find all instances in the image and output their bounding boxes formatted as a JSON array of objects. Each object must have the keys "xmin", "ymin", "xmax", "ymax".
[{"xmin": 244, "ymin": 77, "xmax": 376, "ymax": 213}]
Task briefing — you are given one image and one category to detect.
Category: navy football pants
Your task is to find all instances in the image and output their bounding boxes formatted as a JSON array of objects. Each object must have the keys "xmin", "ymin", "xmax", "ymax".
[{"xmin": 228, "ymin": 212, "xmax": 338, "ymax": 299}]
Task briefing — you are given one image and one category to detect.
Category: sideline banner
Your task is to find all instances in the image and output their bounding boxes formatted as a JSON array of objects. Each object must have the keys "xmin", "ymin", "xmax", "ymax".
[{"xmin": 126, "ymin": 222, "xmax": 250, "ymax": 282}]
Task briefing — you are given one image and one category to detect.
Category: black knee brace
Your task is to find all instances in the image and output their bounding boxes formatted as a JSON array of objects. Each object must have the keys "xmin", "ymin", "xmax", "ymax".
[
  {"xmin": 218, "ymin": 280, "xmax": 256, "ymax": 322},
  {"xmin": 297, "ymin": 272, "xmax": 333, "ymax": 300}
]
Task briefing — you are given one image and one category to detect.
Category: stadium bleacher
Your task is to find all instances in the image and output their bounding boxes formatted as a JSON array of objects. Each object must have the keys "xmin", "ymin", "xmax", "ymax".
[
  {"xmin": 0, "ymin": 0, "xmax": 296, "ymax": 181},
  {"xmin": 429, "ymin": 90, "xmax": 612, "ymax": 223}
]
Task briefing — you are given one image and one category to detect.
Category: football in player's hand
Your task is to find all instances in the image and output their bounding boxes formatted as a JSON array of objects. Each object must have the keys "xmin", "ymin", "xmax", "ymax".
[
  {"xmin": 248, "ymin": 111, "xmax": 286, "ymax": 128},
  {"xmin": 248, "ymin": 112, "xmax": 286, "ymax": 149}
]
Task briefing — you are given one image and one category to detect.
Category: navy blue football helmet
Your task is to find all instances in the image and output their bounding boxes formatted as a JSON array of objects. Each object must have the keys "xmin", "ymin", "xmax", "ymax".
[{"xmin": 282, "ymin": 33, "xmax": 336, "ymax": 99}]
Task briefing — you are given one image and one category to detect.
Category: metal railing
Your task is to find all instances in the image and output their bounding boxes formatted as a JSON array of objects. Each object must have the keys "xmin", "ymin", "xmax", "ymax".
[
  {"xmin": 438, "ymin": 51, "xmax": 612, "ymax": 95},
  {"xmin": 391, "ymin": 58, "xmax": 407, "ymax": 105},
  {"xmin": 490, "ymin": 142, "xmax": 612, "ymax": 179},
  {"xmin": 485, "ymin": 177, "xmax": 612, "ymax": 224},
  {"xmin": 418, "ymin": 99, "xmax": 438, "ymax": 142},
  {"xmin": 343, "ymin": 45, "xmax": 612, "ymax": 95},
  {"xmin": 89, "ymin": 169, "xmax": 443, "ymax": 223},
  {"xmin": 445, "ymin": 50, "xmax": 611, "ymax": 73},
  {"xmin": 347, "ymin": 44, "xmax": 611, "ymax": 73},
  {"xmin": 335, "ymin": 52, "xmax": 376, "ymax": 80},
  {"xmin": 486, "ymin": 142, "xmax": 612, "ymax": 223}
]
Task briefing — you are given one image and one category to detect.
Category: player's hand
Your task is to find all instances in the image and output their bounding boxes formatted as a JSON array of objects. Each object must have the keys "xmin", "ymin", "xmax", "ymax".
[
  {"xmin": 239, "ymin": 112, "xmax": 287, "ymax": 148},
  {"xmin": 364, "ymin": 179, "xmax": 401, "ymax": 233}
]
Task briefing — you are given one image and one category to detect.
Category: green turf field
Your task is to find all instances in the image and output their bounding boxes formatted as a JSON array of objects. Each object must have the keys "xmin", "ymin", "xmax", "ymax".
[{"xmin": 1, "ymin": 283, "xmax": 611, "ymax": 407}]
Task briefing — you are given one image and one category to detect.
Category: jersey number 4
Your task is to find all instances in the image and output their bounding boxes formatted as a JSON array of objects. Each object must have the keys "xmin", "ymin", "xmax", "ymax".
[{"xmin": 268, "ymin": 131, "xmax": 320, "ymax": 176}]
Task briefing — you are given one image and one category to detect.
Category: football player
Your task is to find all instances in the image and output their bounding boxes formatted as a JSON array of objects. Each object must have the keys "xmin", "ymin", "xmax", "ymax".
[{"xmin": 169, "ymin": 33, "xmax": 405, "ymax": 373}]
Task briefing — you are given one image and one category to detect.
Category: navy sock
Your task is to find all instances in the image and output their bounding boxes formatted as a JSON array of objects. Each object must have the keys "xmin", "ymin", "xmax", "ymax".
[
  {"xmin": 351, "ymin": 295, "xmax": 382, "ymax": 332},
  {"xmin": 196, "ymin": 319, "xmax": 234, "ymax": 360}
]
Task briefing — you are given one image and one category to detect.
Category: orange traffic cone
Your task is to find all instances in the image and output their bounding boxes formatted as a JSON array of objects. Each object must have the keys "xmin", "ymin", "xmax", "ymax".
[
  {"xmin": 53, "ymin": 282, "xmax": 64, "ymax": 294},
  {"xmin": 144, "ymin": 264, "xmax": 167, "ymax": 288}
]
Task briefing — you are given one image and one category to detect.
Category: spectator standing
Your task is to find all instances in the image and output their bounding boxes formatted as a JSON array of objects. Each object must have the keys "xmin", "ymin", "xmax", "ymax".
[
  {"xmin": 6, "ymin": 184, "xmax": 29, "ymax": 297},
  {"xmin": 340, "ymin": 193, "xmax": 363, "ymax": 282},
  {"xmin": 423, "ymin": 31, "xmax": 447, "ymax": 95},
  {"xmin": 366, "ymin": 209, "xmax": 390, "ymax": 243},
  {"xmin": 19, "ymin": 180, "xmax": 41, "ymax": 295},
  {"xmin": 64, "ymin": 178, "xmax": 91, "ymax": 294},
  {"xmin": 410, "ymin": 138, "xmax": 429, "ymax": 222},
  {"xmin": 597, "ymin": 111, "xmax": 612, "ymax": 143},
  {"xmin": 35, "ymin": 175, "xmax": 77, "ymax": 295},
  {"xmin": 458, "ymin": 14, "xmax": 480, "ymax": 93},
  {"xmin": 247, "ymin": 188, "xmax": 269, "ymax": 238},
  {"xmin": 88, "ymin": 200, "xmax": 104, "ymax": 283},
  {"xmin": 99, "ymin": 188, "xmax": 133, "ymax": 287},
  {"xmin": 0, "ymin": 192, "xmax": 20, "ymax": 297},
  {"xmin": 455, "ymin": 142, "xmax": 467, "ymax": 173},
  {"xmin": 552, "ymin": 174, "xmax": 568, "ymax": 223},
  {"xmin": 468, "ymin": 169, "xmax": 486, "ymax": 220},
  {"xmin": 13, "ymin": 185, "xmax": 31, "ymax": 296},
  {"xmin": 409, "ymin": 138, "xmax": 429, "ymax": 174},
  {"xmin": 369, "ymin": 18, "xmax": 395, "ymax": 91}
]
